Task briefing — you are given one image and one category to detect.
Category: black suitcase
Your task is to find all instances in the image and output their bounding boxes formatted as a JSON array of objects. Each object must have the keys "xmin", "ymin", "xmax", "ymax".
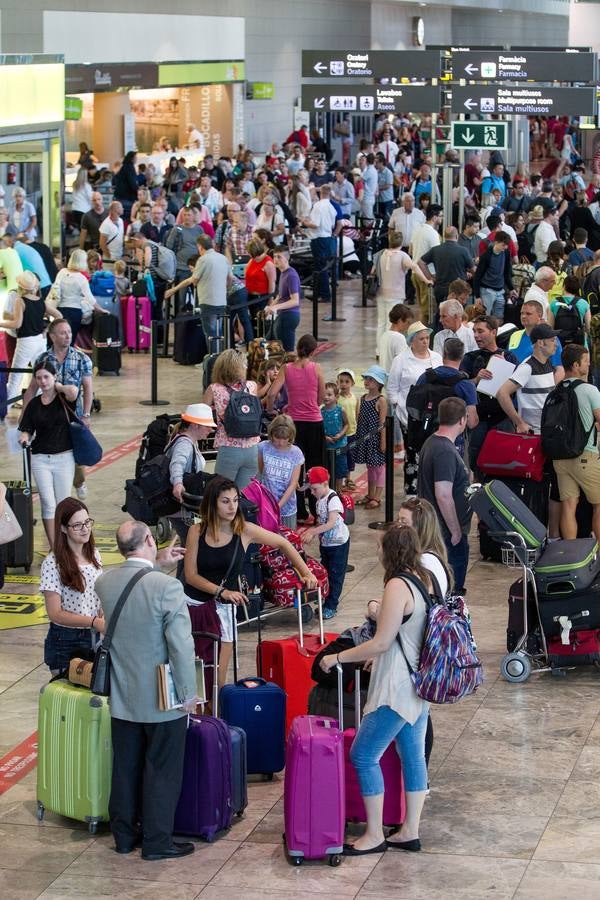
[
  {"xmin": 307, "ymin": 682, "xmax": 368, "ymax": 731},
  {"xmin": 478, "ymin": 521, "xmax": 504, "ymax": 562},
  {"xmin": 173, "ymin": 311, "xmax": 207, "ymax": 366},
  {"xmin": 93, "ymin": 313, "xmax": 121, "ymax": 375},
  {"xmin": 506, "ymin": 577, "xmax": 542, "ymax": 653},
  {"xmin": 534, "ymin": 537, "xmax": 600, "ymax": 596},
  {"xmin": 538, "ymin": 576, "xmax": 600, "ymax": 638},
  {"xmin": 3, "ymin": 448, "xmax": 34, "ymax": 572},
  {"xmin": 202, "ymin": 337, "xmax": 225, "ymax": 392}
]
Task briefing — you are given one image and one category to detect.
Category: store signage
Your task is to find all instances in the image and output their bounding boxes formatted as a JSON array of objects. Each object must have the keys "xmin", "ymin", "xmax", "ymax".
[
  {"xmin": 159, "ymin": 61, "xmax": 245, "ymax": 87},
  {"xmin": 247, "ymin": 82, "xmax": 274, "ymax": 100},
  {"xmin": 451, "ymin": 121, "xmax": 508, "ymax": 150},
  {"xmin": 452, "ymin": 49, "xmax": 597, "ymax": 83},
  {"xmin": 65, "ymin": 96, "xmax": 83, "ymax": 120},
  {"xmin": 302, "ymin": 50, "xmax": 441, "ymax": 80},
  {"xmin": 65, "ymin": 63, "xmax": 158, "ymax": 93},
  {"xmin": 301, "ymin": 84, "xmax": 440, "ymax": 114},
  {"xmin": 451, "ymin": 84, "xmax": 597, "ymax": 116}
]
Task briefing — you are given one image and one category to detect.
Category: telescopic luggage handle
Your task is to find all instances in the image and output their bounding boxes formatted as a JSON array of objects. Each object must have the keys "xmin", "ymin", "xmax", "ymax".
[
  {"xmin": 336, "ymin": 663, "xmax": 361, "ymax": 732},
  {"xmin": 192, "ymin": 630, "xmax": 219, "ymax": 712},
  {"xmin": 296, "ymin": 583, "xmax": 324, "ymax": 648}
]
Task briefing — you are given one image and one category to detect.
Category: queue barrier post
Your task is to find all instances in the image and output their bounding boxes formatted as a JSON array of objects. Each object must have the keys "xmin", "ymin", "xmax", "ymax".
[
  {"xmin": 368, "ymin": 414, "xmax": 395, "ymax": 531},
  {"xmin": 327, "ymin": 447, "xmax": 336, "ymax": 488},
  {"xmin": 139, "ymin": 320, "xmax": 169, "ymax": 407}
]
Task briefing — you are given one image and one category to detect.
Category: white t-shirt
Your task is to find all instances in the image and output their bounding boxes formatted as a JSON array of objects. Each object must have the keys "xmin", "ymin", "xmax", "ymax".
[
  {"xmin": 433, "ymin": 324, "xmax": 478, "ymax": 357},
  {"xmin": 523, "ymin": 283, "xmax": 550, "ymax": 319},
  {"xmin": 387, "ymin": 348, "xmax": 443, "ymax": 427},
  {"xmin": 306, "ymin": 199, "xmax": 337, "ymax": 239},
  {"xmin": 316, "ymin": 492, "xmax": 349, "ymax": 547},
  {"xmin": 40, "ymin": 551, "xmax": 103, "ymax": 622},
  {"xmin": 421, "ymin": 552, "xmax": 449, "ymax": 598},
  {"xmin": 380, "ymin": 330, "xmax": 408, "ymax": 373},
  {"xmin": 411, "ymin": 222, "xmax": 440, "ymax": 261},
  {"xmin": 99, "ymin": 216, "xmax": 124, "ymax": 260}
]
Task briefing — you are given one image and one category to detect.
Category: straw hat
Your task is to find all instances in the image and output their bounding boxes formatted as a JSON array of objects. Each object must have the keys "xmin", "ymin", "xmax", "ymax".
[
  {"xmin": 181, "ymin": 403, "xmax": 217, "ymax": 427},
  {"xmin": 529, "ymin": 205, "xmax": 544, "ymax": 222},
  {"xmin": 16, "ymin": 271, "xmax": 39, "ymax": 294},
  {"xmin": 406, "ymin": 321, "xmax": 432, "ymax": 343}
]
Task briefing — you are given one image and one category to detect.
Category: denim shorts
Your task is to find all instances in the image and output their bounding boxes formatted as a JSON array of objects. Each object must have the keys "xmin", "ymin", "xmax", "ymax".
[{"xmin": 44, "ymin": 623, "xmax": 94, "ymax": 673}]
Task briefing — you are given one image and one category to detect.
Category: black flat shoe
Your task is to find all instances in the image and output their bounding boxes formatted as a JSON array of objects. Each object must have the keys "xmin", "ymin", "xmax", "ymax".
[
  {"xmin": 142, "ymin": 841, "xmax": 195, "ymax": 861},
  {"xmin": 385, "ymin": 838, "xmax": 421, "ymax": 852},
  {"xmin": 343, "ymin": 841, "xmax": 387, "ymax": 856},
  {"xmin": 114, "ymin": 835, "xmax": 142, "ymax": 854}
]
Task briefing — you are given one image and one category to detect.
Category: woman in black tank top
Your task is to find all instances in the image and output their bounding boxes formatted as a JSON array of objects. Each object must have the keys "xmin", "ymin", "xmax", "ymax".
[
  {"xmin": 0, "ymin": 270, "xmax": 59, "ymax": 411},
  {"xmin": 184, "ymin": 475, "xmax": 317, "ymax": 689}
]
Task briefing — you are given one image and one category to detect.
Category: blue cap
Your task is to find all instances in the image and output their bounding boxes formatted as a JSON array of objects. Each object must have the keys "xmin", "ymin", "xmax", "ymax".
[{"xmin": 362, "ymin": 365, "xmax": 387, "ymax": 386}]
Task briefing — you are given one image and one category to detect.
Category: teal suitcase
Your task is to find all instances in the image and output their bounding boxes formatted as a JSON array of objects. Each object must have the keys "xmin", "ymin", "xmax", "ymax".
[{"xmin": 37, "ymin": 680, "xmax": 112, "ymax": 832}]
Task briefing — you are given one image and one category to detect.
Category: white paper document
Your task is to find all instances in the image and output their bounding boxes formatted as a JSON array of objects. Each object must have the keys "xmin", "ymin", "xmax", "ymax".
[{"xmin": 476, "ymin": 355, "xmax": 516, "ymax": 398}]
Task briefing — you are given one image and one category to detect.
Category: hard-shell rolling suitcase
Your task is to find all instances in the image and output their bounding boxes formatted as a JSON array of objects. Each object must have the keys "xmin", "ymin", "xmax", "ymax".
[
  {"xmin": 537, "ymin": 576, "xmax": 600, "ymax": 638},
  {"xmin": 124, "ymin": 295, "xmax": 151, "ymax": 352},
  {"xmin": 283, "ymin": 712, "xmax": 345, "ymax": 866},
  {"xmin": 341, "ymin": 667, "xmax": 405, "ymax": 828},
  {"xmin": 173, "ymin": 310, "xmax": 207, "ymax": 366},
  {"xmin": 3, "ymin": 447, "xmax": 34, "ymax": 572},
  {"xmin": 477, "ymin": 431, "xmax": 546, "ymax": 482},
  {"xmin": 534, "ymin": 538, "xmax": 600, "ymax": 596},
  {"xmin": 469, "ymin": 479, "xmax": 547, "ymax": 551},
  {"xmin": 93, "ymin": 313, "xmax": 121, "ymax": 375},
  {"xmin": 547, "ymin": 628, "xmax": 600, "ymax": 667},
  {"xmin": 37, "ymin": 681, "xmax": 112, "ymax": 832},
  {"xmin": 257, "ymin": 589, "xmax": 338, "ymax": 736}
]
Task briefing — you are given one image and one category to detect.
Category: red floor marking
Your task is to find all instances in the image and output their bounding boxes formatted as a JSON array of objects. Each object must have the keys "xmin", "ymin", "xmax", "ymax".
[
  {"xmin": 0, "ymin": 731, "xmax": 38, "ymax": 794},
  {"xmin": 86, "ymin": 434, "xmax": 143, "ymax": 475},
  {"xmin": 313, "ymin": 341, "xmax": 336, "ymax": 356}
]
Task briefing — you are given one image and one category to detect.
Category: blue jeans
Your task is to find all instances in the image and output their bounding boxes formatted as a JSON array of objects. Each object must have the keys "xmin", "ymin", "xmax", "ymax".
[
  {"xmin": 274, "ymin": 308, "xmax": 300, "ymax": 352},
  {"xmin": 350, "ymin": 705, "xmax": 429, "ymax": 795},
  {"xmin": 227, "ymin": 287, "xmax": 254, "ymax": 343},
  {"xmin": 320, "ymin": 539, "xmax": 350, "ymax": 611},
  {"xmin": 200, "ymin": 304, "xmax": 227, "ymax": 342},
  {"xmin": 311, "ymin": 237, "xmax": 337, "ymax": 301},
  {"xmin": 215, "ymin": 444, "xmax": 259, "ymax": 489},
  {"xmin": 479, "ymin": 287, "xmax": 505, "ymax": 320},
  {"xmin": 44, "ymin": 623, "xmax": 94, "ymax": 673},
  {"xmin": 444, "ymin": 532, "xmax": 469, "ymax": 594}
]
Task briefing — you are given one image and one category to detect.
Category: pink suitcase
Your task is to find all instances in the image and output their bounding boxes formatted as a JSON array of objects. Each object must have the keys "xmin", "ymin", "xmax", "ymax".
[
  {"xmin": 343, "ymin": 668, "xmax": 405, "ymax": 827},
  {"xmin": 124, "ymin": 294, "xmax": 151, "ymax": 352},
  {"xmin": 283, "ymin": 708, "xmax": 345, "ymax": 866}
]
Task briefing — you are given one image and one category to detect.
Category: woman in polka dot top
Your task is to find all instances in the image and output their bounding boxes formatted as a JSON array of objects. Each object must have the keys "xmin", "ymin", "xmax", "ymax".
[{"xmin": 40, "ymin": 497, "xmax": 104, "ymax": 674}]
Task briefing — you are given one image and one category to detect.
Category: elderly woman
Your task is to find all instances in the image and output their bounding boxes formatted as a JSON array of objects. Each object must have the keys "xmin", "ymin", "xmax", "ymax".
[
  {"xmin": 8, "ymin": 188, "xmax": 37, "ymax": 239},
  {"xmin": 254, "ymin": 193, "xmax": 286, "ymax": 246},
  {"xmin": 49, "ymin": 249, "xmax": 108, "ymax": 342},
  {"xmin": 387, "ymin": 322, "xmax": 442, "ymax": 496}
]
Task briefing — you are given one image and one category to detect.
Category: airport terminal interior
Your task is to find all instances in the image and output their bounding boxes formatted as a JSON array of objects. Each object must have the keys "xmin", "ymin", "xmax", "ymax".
[{"xmin": 2, "ymin": 0, "xmax": 600, "ymax": 898}]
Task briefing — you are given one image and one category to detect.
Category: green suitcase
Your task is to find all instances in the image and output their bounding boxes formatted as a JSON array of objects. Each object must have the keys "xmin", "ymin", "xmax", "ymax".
[{"xmin": 37, "ymin": 680, "xmax": 112, "ymax": 833}]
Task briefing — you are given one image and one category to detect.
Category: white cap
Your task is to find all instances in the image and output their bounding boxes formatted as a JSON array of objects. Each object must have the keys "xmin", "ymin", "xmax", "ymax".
[{"xmin": 181, "ymin": 403, "xmax": 217, "ymax": 428}]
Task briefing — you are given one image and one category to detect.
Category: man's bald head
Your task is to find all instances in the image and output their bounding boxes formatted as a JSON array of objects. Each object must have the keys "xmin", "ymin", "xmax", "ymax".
[{"xmin": 116, "ymin": 521, "xmax": 149, "ymax": 557}]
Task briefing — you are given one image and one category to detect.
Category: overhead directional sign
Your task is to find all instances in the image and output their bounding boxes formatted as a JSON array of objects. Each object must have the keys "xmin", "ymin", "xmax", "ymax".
[
  {"xmin": 301, "ymin": 50, "xmax": 441, "ymax": 81},
  {"xmin": 451, "ymin": 84, "xmax": 597, "ymax": 117},
  {"xmin": 452, "ymin": 49, "xmax": 598, "ymax": 83},
  {"xmin": 301, "ymin": 84, "xmax": 440, "ymax": 114},
  {"xmin": 451, "ymin": 121, "xmax": 508, "ymax": 150}
]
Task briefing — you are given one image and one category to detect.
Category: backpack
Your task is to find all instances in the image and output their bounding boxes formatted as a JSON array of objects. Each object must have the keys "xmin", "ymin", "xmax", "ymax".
[
  {"xmin": 135, "ymin": 413, "xmax": 180, "ymax": 477},
  {"xmin": 541, "ymin": 379, "xmax": 596, "ymax": 460},
  {"xmin": 512, "ymin": 260, "xmax": 535, "ymax": 299},
  {"xmin": 590, "ymin": 313, "xmax": 600, "ymax": 369},
  {"xmin": 552, "ymin": 296, "xmax": 585, "ymax": 347},
  {"xmin": 222, "ymin": 383, "xmax": 263, "ymax": 438},
  {"xmin": 396, "ymin": 573, "xmax": 483, "ymax": 705},
  {"xmin": 164, "ymin": 225, "xmax": 183, "ymax": 255},
  {"xmin": 326, "ymin": 490, "xmax": 354, "ymax": 526},
  {"xmin": 90, "ymin": 270, "xmax": 116, "ymax": 297},
  {"xmin": 405, "ymin": 369, "xmax": 468, "ymax": 453},
  {"xmin": 153, "ymin": 243, "xmax": 177, "ymax": 282}
]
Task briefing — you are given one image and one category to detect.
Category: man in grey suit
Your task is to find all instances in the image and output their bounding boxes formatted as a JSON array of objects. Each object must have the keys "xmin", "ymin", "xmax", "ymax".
[{"xmin": 95, "ymin": 520, "xmax": 197, "ymax": 861}]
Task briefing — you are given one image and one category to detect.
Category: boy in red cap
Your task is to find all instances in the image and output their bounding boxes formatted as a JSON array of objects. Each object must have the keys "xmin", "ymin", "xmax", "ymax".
[{"xmin": 302, "ymin": 466, "xmax": 350, "ymax": 619}]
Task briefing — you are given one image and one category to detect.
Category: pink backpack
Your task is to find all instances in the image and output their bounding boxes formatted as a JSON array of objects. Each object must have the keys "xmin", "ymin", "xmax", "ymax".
[{"xmin": 242, "ymin": 478, "xmax": 281, "ymax": 533}]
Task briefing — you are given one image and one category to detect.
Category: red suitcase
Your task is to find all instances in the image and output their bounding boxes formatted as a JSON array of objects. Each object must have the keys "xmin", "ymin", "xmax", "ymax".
[
  {"xmin": 123, "ymin": 294, "xmax": 152, "ymax": 352},
  {"xmin": 547, "ymin": 628, "xmax": 600, "ymax": 667},
  {"xmin": 258, "ymin": 589, "xmax": 338, "ymax": 736},
  {"xmin": 477, "ymin": 431, "xmax": 546, "ymax": 482}
]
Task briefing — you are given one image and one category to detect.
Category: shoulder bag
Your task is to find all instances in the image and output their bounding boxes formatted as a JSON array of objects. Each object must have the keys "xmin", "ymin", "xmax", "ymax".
[
  {"xmin": 90, "ymin": 567, "xmax": 151, "ymax": 696},
  {"xmin": 0, "ymin": 496, "xmax": 23, "ymax": 545},
  {"xmin": 59, "ymin": 395, "xmax": 103, "ymax": 466}
]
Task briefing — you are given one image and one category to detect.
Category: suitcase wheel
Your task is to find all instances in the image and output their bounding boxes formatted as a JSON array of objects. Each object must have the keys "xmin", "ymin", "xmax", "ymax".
[
  {"xmin": 92, "ymin": 398, "xmax": 102, "ymax": 413},
  {"xmin": 328, "ymin": 854, "xmax": 342, "ymax": 867},
  {"xmin": 500, "ymin": 652, "xmax": 531, "ymax": 684},
  {"xmin": 88, "ymin": 822, "xmax": 98, "ymax": 834},
  {"xmin": 156, "ymin": 517, "xmax": 173, "ymax": 543},
  {"xmin": 301, "ymin": 604, "xmax": 314, "ymax": 625},
  {"xmin": 37, "ymin": 802, "xmax": 44, "ymax": 821}
]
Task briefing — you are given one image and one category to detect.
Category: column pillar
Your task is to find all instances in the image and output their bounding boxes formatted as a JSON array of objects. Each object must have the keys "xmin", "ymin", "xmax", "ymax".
[{"xmin": 93, "ymin": 92, "xmax": 132, "ymax": 163}]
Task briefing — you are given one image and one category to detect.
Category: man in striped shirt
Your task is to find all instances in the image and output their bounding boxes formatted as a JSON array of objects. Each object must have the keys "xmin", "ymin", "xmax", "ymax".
[{"xmin": 497, "ymin": 323, "xmax": 562, "ymax": 435}]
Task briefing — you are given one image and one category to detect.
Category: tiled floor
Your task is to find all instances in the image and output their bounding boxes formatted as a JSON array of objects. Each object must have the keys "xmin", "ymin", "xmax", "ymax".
[{"xmin": 2, "ymin": 281, "xmax": 600, "ymax": 899}]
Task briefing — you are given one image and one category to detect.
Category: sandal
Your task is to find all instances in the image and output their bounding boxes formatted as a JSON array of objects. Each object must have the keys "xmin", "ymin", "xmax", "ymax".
[
  {"xmin": 345, "ymin": 479, "xmax": 357, "ymax": 491},
  {"xmin": 355, "ymin": 495, "xmax": 371, "ymax": 506},
  {"xmin": 365, "ymin": 499, "xmax": 381, "ymax": 509}
]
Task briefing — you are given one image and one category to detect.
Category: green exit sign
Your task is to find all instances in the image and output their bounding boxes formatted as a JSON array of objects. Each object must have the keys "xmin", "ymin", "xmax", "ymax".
[{"xmin": 451, "ymin": 121, "xmax": 508, "ymax": 150}]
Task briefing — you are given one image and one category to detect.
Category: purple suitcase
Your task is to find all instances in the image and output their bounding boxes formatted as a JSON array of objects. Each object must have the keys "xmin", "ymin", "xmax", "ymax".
[
  {"xmin": 124, "ymin": 294, "xmax": 151, "ymax": 352},
  {"xmin": 283, "ymin": 710, "xmax": 345, "ymax": 866}
]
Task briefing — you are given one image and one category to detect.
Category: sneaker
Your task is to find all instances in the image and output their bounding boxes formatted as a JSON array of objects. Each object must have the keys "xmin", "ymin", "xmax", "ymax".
[
  {"xmin": 76, "ymin": 483, "xmax": 88, "ymax": 500},
  {"xmin": 322, "ymin": 607, "xmax": 337, "ymax": 620}
]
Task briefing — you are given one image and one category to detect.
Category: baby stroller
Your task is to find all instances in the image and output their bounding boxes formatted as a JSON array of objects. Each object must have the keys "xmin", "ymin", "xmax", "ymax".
[{"xmin": 469, "ymin": 480, "xmax": 600, "ymax": 682}]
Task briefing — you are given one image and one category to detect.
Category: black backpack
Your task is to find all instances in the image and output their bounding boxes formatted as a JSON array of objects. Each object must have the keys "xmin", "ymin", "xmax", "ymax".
[
  {"xmin": 135, "ymin": 413, "xmax": 180, "ymax": 477},
  {"xmin": 223, "ymin": 384, "xmax": 263, "ymax": 438},
  {"xmin": 406, "ymin": 370, "xmax": 468, "ymax": 453},
  {"xmin": 553, "ymin": 296, "xmax": 585, "ymax": 347},
  {"xmin": 541, "ymin": 379, "xmax": 596, "ymax": 460}
]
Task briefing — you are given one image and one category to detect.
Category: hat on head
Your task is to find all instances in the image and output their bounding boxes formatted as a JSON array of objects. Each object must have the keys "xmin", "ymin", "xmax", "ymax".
[
  {"xmin": 362, "ymin": 364, "xmax": 387, "ymax": 386},
  {"xmin": 513, "ymin": 176, "xmax": 524, "ymax": 184},
  {"xmin": 16, "ymin": 271, "xmax": 39, "ymax": 293},
  {"xmin": 529, "ymin": 205, "xmax": 544, "ymax": 222},
  {"xmin": 307, "ymin": 466, "xmax": 330, "ymax": 485},
  {"xmin": 406, "ymin": 321, "xmax": 432, "ymax": 343},
  {"xmin": 181, "ymin": 403, "xmax": 217, "ymax": 427},
  {"xmin": 337, "ymin": 367, "xmax": 355, "ymax": 383},
  {"xmin": 530, "ymin": 324, "xmax": 560, "ymax": 343}
]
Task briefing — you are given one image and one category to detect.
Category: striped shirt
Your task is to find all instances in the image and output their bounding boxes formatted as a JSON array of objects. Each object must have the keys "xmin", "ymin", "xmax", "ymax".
[{"xmin": 510, "ymin": 355, "xmax": 555, "ymax": 434}]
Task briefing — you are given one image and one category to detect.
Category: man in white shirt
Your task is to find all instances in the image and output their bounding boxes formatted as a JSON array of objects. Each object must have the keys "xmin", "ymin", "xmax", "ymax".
[
  {"xmin": 286, "ymin": 146, "xmax": 306, "ymax": 176},
  {"xmin": 98, "ymin": 201, "xmax": 124, "ymax": 261},
  {"xmin": 534, "ymin": 205, "xmax": 558, "ymax": 264},
  {"xmin": 302, "ymin": 183, "xmax": 338, "ymax": 303},
  {"xmin": 359, "ymin": 154, "xmax": 378, "ymax": 221},
  {"xmin": 410, "ymin": 204, "xmax": 442, "ymax": 325},
  {"xmin": 388, "ymin": 193, "xmax": 425, "ymax": 250},
  {"xmin": 433, "ymin": 298, "xmax": 478, "ymax": 356},
  {"xmin": 523, "ymin": 267, "xmax": 556, "ymax": 320},
  {"xmin": 377, "ymin": 132, "xmax": 399, "ymax": 167},
  {"xmin": 185, "ymin": 123, "xmax": 205, "ymax": 156}
]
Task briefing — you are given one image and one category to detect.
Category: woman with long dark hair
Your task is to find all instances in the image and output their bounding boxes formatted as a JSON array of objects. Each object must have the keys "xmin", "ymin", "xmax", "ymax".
[
  {"xmin": 40, "ymin": 497, "xmax": 104, "ymax": 674},
  {"xmin": 184, "ymin": 475, "xmax": 317, "ymax": 686},
  {"xmin": 320, "ymin": 524, "xmax": 430, "ymax": 855}
]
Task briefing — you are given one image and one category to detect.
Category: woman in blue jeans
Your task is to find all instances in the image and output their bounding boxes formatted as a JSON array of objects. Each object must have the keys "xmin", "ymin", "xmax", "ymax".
[
  {"xmin": 265, "ymin": 247, "xmax": 301, "ymax": 352},
  {"xmin": 320, "ymin": 524, "xmax": 430, "ymax": 855}
]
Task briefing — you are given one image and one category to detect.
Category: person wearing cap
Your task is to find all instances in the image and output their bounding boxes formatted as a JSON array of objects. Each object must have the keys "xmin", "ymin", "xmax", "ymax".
[
  {"xmin": 302, "ymin": 465, "xmax": 350, "ymax": 619},
  {"xmin": 354, "ymin": 366, "xmax": 388, "ymax": 509},
  {"xmin": 167, "ymin": 404, "xmax": 217, "ymax": 502},
  {"xmin": 0, "ymin": 271, "xmax": 59, "ymax": 411},
  {"xmin": 388, "ymin": 323, "xmax": 442, "ymax": 496}
]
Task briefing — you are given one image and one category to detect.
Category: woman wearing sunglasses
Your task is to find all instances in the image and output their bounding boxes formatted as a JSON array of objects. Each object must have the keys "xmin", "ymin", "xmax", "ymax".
[{"xmin": 40, "ymin": 497, "xmax": 105, "ymax": 674}]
